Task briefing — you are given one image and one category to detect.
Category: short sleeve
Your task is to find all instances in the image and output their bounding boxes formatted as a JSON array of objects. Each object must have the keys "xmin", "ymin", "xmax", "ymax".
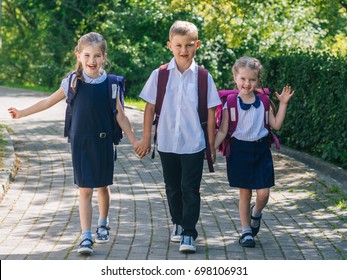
[
  {"xmin": 207, "ymin": 73, "xmax": 222, "ymax": 108},
  {"xmin": 139, "ymin": 69, "xmax": 159, "ymax": 105},
  {"xmin": 60, "ymin": 72, "xmax": 76, "ymax": 97}
]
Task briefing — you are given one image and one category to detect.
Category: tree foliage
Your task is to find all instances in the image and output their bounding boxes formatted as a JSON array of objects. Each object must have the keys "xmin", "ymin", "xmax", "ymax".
[{"xmin": 1, "ymin": 0, "xmax": 346, "ymax": 92}]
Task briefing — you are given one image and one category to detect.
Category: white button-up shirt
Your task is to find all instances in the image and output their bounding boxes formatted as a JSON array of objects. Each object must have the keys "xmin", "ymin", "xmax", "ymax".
[{"xmin": 140, "ymin": 58, "xmax": 221, "ymax": 154}]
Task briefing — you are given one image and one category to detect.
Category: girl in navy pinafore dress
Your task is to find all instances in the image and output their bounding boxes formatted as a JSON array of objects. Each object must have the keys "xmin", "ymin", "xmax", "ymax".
[
  {"xmin": 8, "ymin": 32, "xmax": 139, "ymax": 255},
  {"xmin": 215, "ymin": 57, "xmax": 294, "ymax": 248},
  {"xmin": 70, "ymin": 77, "xmax": 114, "ymax": 188}
]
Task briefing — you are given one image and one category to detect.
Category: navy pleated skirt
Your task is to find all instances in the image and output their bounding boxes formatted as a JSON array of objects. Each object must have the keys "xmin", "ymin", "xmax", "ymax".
[{"xmin": 226, "ymin": 137, "xmax": 274, "ymax": 189}]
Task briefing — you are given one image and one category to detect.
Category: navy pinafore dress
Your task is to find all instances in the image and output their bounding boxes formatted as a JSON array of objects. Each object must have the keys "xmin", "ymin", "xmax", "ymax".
[{"xmin": 70, "ymin": 79, "xmax": 114, "ymax": 188}]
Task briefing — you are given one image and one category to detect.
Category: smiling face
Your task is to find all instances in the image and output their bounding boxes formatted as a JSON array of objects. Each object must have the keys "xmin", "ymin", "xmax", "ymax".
[
  {"xmin": 234, "ymin": 67, "xmax": 259, "ymax": 96},
  {"xmin": 232, "ymin": 57, "xmax": 263, "ymax": 97},
  {"xmin": 76, "ymin": 43, "xmax": 106, "ymax": 78},
  {"xmin": 167, "ymin": 34, "xmax": 201, "ymax": 73}
]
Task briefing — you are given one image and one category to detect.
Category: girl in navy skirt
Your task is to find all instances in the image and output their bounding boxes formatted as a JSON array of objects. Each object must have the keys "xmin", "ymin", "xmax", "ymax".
[
  {"xmin": 215, "ymin": 57, "xmax": 294, "ymax": 247},
  {"xmin": 8, "ymin": 32, "xmax": 139, "ymax": 254}
]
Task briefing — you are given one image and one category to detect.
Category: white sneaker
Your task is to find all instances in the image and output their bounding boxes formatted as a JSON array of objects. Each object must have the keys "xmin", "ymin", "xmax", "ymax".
[
  {"xmin": 170, "ymin": 224, "xmax": 183, "ymax": 242},
  {"xmin": 179, "ymin": 235, "xmax": 196, "ymax": 253}
]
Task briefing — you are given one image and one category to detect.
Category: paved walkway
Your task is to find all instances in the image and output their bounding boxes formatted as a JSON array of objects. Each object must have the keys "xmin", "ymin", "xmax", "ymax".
[{"xmin": 0, "ymin": 86, "xmax": 346, "ymax": 260}]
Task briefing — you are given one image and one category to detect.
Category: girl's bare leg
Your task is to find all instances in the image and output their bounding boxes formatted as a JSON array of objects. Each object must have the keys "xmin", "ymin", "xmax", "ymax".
[
  {"xmin": 79, "ymin": 188, "xmax": 93, "ymax": 232},
  {"xmin": 239, "ymin": 188, "xmax": 252, "ymax": 228}
]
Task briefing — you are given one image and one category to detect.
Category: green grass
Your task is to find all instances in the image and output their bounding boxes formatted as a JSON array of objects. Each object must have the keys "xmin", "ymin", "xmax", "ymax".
[
  {"xmin": 1, "ymin": 82, "xmax": 51, "ymax": 93},
  {"xmin": 327, "ymin": 184, "xmax": 347, "ymax": 211},
  {"xmin": 124, "ymin": 97, "xmax": 146, "ymax": 111},
  {"xmin": 0, "ymin": 124, "xmax": 7, "ymax": 168}
]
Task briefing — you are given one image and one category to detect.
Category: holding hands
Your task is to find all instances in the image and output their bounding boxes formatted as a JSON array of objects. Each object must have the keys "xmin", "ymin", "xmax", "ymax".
[{"xmin": 134, "ymin": 139, "xmax": 151, "ymax": 159}]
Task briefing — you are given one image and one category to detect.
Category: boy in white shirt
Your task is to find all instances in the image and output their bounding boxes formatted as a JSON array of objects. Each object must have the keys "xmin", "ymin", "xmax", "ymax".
[{"xmin": 136, "ymin": 21, "xmax": 221, "ymax": 253}]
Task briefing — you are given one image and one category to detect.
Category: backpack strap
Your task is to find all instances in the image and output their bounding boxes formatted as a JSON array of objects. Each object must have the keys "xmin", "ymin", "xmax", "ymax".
[
  {"xmin": 226, "ymin": 92, "xmax": 239, "ymax": 133},
  {"xmin": 152, "ymin": 63, "xmax": 169, "ymax": 159},
  {"xmin": 107, "ymin": 74, "xmax": 125, "ymax": 161},
  {"xmin": 257, "ymin": 89, "xmax": 270, "ymax": 129},
  {"xmin": 223, "ymin": 92, "xmax": 238, "ymax": 158},
  {"xmin": 64, "ymin": 72, "xmax": 79, "ymax": 141},
  {"xmin": 107, "ymin": 74, "xmax": 125, "ymax": 146},
  {"xmin": 197, "ymin": 67, "xmax": 214, "ymax": 172}
]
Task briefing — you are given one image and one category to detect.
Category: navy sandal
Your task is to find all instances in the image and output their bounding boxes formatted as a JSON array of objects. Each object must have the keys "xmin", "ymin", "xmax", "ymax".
[
  {"xmin": 95, "ymin": 225, "xmax": 110, "ymax": 243},
  {"xmin": 239, "ymin": 232, "xmax": 255, "ymax": 247},
  {"xmin": 77, "ymin": 238, "xmax": 93, "ymax": 254}
]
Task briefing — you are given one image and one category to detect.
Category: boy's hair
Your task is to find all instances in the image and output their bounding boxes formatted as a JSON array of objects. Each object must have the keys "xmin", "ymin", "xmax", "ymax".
[
  {"xmin": 232, "ymin": 56, "xmax": 263, "ymax": 81},
  {"xmin": 169, "ymin": 20, "xmax": 199, "ymax": 41},
  {"xmin": 72, "ymin": 32, "xmax": 109, "ymax": 90}
]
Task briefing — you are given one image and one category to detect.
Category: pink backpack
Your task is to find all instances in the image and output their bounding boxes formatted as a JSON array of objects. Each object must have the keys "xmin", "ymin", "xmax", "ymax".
[{"xmin": 215, "ymin": 88, "xmax": 280, "ymax": 157}]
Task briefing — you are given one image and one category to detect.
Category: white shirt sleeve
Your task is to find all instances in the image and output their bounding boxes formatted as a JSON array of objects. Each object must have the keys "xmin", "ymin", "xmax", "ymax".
[
  {"xmin": 139, "ymin": 69, "xmax": 159, "ymax": 105},
  {"xmin": 60, "ymin": 76, "xmax": 69, "ymax": 97},
  {"xmin": 207, "ymin": 73, "xmax": 222, "ymax": 108}
]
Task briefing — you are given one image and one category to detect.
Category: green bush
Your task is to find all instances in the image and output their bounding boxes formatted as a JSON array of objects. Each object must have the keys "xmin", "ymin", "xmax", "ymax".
[{"xmin": 259, "ymin": 51, "xmax": 347, "ymax": 169}]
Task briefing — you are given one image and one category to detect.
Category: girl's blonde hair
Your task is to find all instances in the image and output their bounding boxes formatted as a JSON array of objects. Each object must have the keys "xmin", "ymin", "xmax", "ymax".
[
  {"xmin": 71, "ymin": 32, "xmax": 109, "ymax": 91},
  {"xmin": 232, "ymin": 56, "xmax": 277, "ymax": 114},
  {"xmin": 232, "ymin": 56, "xmax": 263, "ymax": 81}
]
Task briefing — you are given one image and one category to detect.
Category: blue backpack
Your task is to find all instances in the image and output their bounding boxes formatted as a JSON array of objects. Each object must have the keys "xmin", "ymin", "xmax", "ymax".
[{"xmin": 64, "ymin": 72, "xmax": 125, "ymax": 158}]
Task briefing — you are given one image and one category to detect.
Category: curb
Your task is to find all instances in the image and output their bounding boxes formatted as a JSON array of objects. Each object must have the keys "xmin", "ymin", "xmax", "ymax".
[
  {"xmin": 0, "ymin": 125, "xmax": 16, "ymax": 198},
  {"xmin": 275, "ymin": 145, "xmax": 347, "ymax": 192}
]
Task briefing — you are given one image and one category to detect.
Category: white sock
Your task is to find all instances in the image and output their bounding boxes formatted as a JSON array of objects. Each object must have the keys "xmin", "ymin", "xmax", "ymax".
[
  {"xmin": 251, "ymin": 207, "xmax": 262, "ymax": 228},
  {"xmin": 242, "ymin": 227, "xmax": 253, "ymax": 240}
]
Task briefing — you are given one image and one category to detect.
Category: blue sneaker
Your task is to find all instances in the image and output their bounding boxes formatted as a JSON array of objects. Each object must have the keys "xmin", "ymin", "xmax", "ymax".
[
  {"xmin": 170, "ymin": 224, "xmax": 183, "ymax": 243},
  {"xmin": 179, "ymin": 235, "xmax": 196, "ymax": 253},
  {"xmin": 77, "ymin": 238, "xmax": 93, "ymax": 254}
]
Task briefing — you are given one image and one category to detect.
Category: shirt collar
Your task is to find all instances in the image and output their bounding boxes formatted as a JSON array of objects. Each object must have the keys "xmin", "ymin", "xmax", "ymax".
[
  {"xmin": 167, "ymin": 57, "xmax": 197, "ymax": 73},
  {"xmin": 82, "ymin": 69, "xmax": 107, "ymax": 84},
  {"xmin": 238, "ymin": 94, "xmax": 261, "ymax": 110}
]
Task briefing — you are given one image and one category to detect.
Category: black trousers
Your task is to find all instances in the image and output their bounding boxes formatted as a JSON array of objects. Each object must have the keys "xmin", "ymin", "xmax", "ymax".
[{"xmin": 159, "ymin": 150, "xmax": 204, "ymax": 240}]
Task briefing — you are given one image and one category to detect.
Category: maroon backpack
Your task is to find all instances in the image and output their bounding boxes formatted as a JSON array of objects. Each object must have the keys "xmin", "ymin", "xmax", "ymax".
[
  {"xmin": 215, "ymin": 88, "xmax": 280, "ymax": 158},
  {"xmin": 152, "ymin": 63, "xmax": 214, "ymax": 172}
]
